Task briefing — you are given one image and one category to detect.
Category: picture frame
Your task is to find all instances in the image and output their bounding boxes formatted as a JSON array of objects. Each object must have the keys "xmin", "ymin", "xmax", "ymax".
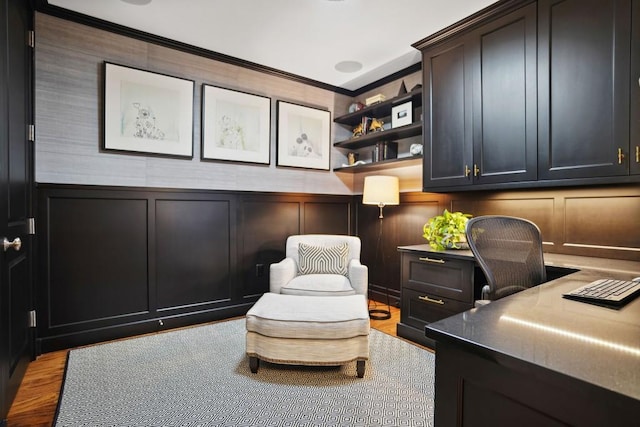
[
  {"xmin": 202, "ymin": 85, "xmax": 271, "ymax": 164},
  {"xmin": 276, "ymin": 101, "xmax": 331, "ymax": 170},
  {"xmin": 103, "ymin": 62, "xmax": 194, "ymax": 158},
  {"xmin": 391, "ymin": 101, "xmax": 413, "ymax": 128}
]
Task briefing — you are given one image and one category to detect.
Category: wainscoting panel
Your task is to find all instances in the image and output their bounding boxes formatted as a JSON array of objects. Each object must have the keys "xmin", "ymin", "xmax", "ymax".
[
  {"xmin": 303, "ymin": 201, "xmax": 351, "ymax": 235},
  {"xmin": 155, "ymin": 198, "xmax": 233, "ymax": 310},
  {"xmin": 46, "ymin": 196, "xmax": 149, "ymax": 328},
  {"xmin": 237, "ymin": 195, "xmax": 353, "ymax": 298},
  {"xmin": 452, "ymin": 194, "xmax": 556, "ymax": 245},
  {"xmin": 37, "ymin": 185, "xmax": 354, "ymax": 352},
  {"xmin": 239, "ymin": 198, "xmax": 301, "ymax": 298},
  {"xmin": 447, "ymin": 185, "xmax": 640, "ymax": 261},
  {"xmin": 564, "ymin": 193, "xmax": 640, "ymax": 259}
]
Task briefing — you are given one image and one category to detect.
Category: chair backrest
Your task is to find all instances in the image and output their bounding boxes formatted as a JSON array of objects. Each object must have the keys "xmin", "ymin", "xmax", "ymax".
[
  {"xmin": 285, "ymin": 234, "xmax": 361, "ymax": 271},
  {"xmin": 466, "ymin": 216, "xmax": 546, "ymax": 301}
]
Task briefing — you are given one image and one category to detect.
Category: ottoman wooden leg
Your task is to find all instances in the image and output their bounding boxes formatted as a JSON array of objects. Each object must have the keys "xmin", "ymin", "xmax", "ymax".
[
  {"xmin": 356, "ymin": 360, "xmax": 365, "ymax": 378},
  {"xmin": 249, "ymin": 356, "xmax": 260, "ymax": 373}
]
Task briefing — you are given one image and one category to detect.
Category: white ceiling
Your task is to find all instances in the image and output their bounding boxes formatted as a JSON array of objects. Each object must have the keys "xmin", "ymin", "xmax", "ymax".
[{"xmin": 48, "ymin": 0, "xmax": 497, "ymax": 91}]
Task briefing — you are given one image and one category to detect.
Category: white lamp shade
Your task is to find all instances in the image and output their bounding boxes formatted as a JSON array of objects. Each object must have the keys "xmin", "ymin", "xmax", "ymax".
[{"xmin": 362, "ymin": 175, "xmax": 399, "ymax": 206}]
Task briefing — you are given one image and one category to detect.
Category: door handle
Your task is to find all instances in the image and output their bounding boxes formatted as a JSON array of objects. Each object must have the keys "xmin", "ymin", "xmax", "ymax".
[{"xmin": 3, "ymin": 237, "xmax": 22, "ymax": 252}]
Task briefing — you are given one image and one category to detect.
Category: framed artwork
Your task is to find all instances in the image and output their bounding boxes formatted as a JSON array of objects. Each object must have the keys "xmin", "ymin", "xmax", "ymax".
[
  {"xmin": 103, "ymin": 62, "xmax": 194, "ymax": 158},
  {"xmin": 202, "ymin": 85, "xmax": 271, "ymax": 164},
  {"xmin": 391, "ymin": 101, "xmax": 413, "ymax": 128},
  {"xmin": 276, "ymin": 101, "xmax": 331, "ymax": 170}
]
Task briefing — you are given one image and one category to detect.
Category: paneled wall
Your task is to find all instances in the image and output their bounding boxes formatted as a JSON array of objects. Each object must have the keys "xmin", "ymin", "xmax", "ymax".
[
  {"xmin": 34, "ymin": 13, "xmax": 355, "ymax": 194},
  {"xmin": 359, "ymin": 184, "xmax": 640, "ymax": 306},
  {"xmin": 36, "ymin": 185, "xmax": 353, "ymax": 352}
]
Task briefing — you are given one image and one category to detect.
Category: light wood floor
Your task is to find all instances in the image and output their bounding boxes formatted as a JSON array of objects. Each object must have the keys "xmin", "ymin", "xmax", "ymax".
[{"xmin": 6, "ymin": 304, "xmax": 414, "ymax": 427}]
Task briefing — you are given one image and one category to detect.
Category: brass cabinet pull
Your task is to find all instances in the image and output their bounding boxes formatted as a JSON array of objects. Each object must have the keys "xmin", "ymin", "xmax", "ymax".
[
  {"xmin": 474, "ymin": 164, "xmax": 480, "ymax": 177},
  {"xmin": 419, "ymin": 295, "xmax": 445, "ymax": 305},
  {"xmin": 419, "ymin": 256, "xmax": 445, "ymax": 264},
  {"xmin": 3, "ymin": 237, "xmax": 21, "ymax": 252},
  {"xmin": 464, "ymin": 165, "xmax": 471, "ymax": 177},
  {"xmin": 636, "ymin": 146, "xmax": 639, "ymax": 163},
  {"xmin": 618, "ymin": 148, "xmax": 625, "ymax": 164}
]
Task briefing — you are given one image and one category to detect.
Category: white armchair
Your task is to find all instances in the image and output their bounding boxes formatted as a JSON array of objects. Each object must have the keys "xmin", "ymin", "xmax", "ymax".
[{"xmin": 269, "ymin": 234, "xmax": 368, "ymax": 297}]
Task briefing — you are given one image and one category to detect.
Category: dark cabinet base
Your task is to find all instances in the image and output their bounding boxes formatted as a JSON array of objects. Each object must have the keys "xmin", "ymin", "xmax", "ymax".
[
  {"xmin": 396, "ymin": 322, "xmax": 435, "ymax": 349},
  {"xmin": 432, "ymin": 340, "xmax": 640, "ymax": 427},
  {"xmin": 397, "ymin": 246, "xmax": 478, "ymax": 347}
]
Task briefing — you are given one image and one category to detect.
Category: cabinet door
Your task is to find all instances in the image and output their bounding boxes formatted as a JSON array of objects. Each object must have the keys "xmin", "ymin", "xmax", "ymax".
[
  {"xmin": 631, "ymin": 1, "xmax": 640, "ymax": 176},
  {"xmin": 472, "ymin": 3, "xmax": 538, "ymax": 184},
  {"xmin": 423, "ymin": 36, "xmax": 474, "ymax": 189},
  {"xmin": 538, "ymin": 0, "xmax": 631, "ymax": 180}
]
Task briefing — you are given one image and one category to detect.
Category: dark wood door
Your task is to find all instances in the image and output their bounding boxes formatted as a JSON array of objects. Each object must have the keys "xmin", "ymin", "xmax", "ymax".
[
  {"xmin": 422, "ymin": 35, "xmax": 474, "ymax": 189},
  {"xmin": 538, "ymin": 0, "xmax": 631, "ymax": 180},
  {"xmin": 0, "ymin": 0, "xmax": 33, "ymax": 421},
  {"xmin": 471, "ymin": 3, "xmax": 538, "ymax": 184}
]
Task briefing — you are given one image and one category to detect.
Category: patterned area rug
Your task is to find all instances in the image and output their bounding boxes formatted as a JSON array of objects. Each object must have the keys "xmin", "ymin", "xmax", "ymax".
[{"xmin": 54, "ymin": 318, "xmax": 435, "ymax": 426}]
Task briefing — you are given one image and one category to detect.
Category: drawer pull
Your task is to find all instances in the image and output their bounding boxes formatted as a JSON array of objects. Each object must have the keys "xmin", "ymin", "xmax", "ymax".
[
  {"xmin": 419, "ymin": 295, "xmax": 445, "ymax": 305},
  {"xmin": 419, "ymin": 256, "xmax": 445, "ymax": 264}
]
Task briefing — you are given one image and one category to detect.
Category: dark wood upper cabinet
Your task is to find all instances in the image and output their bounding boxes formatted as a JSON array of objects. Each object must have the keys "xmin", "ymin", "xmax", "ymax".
[
  {"xmin": 418, "ymin": 0, "xmax": 639, "ymax": 191},
  {"xmin": 472, "ymin": 3, "xmax": 537, "ymax": 185},
  {"xmin": 423, "ymin": 38, "xmax": 472, "ymax": 188},
  {"xmin": 537, "ymin": 0, "xmax": 631, "ymax": 180},
  {"xmin": 422, "ymin": 3, "xmax": 537, "ymax": 190},
  {"xmin": 631, "ymin": 0, "xmax": 640, "ymax": 176}
]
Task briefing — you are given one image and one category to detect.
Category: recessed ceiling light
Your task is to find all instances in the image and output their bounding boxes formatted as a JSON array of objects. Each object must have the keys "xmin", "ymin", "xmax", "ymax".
[
  {"xmin": 120, "ymin": 0, "xmax": 152, "ymax": 5},
  {"xmin": 335, "ymin": 60, "xmax": 363, "ymax": 73}
]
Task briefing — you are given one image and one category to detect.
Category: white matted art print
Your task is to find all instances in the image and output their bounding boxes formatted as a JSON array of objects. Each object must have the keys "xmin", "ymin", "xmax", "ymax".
[
  {"xmin": 276, "ymin": 101, "xmax": 331, "ymax": 170},
  {"xmin": 103, "ymin": 62, "xmax": 194, "ymax": 158},
  {"xmin": 202, "ymin": 85, "xmax": 271, "ymax": 164}
]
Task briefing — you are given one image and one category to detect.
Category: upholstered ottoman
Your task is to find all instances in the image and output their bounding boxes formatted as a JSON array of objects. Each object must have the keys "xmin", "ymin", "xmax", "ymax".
[{"xmin": 245, "ymin": 293, "xmax": 370, "ymax": 377}]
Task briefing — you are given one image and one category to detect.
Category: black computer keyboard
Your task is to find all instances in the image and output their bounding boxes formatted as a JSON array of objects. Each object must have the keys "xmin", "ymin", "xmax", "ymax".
[{"xmin": 563, "ymin": 278, "xmax": 640, "ymax": 307}]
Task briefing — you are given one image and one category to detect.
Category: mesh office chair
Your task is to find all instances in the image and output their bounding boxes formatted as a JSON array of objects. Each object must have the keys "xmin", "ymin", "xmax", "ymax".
[{"xmin": 466, "ymin": 215, "xmax": 546, "ymax": 305}]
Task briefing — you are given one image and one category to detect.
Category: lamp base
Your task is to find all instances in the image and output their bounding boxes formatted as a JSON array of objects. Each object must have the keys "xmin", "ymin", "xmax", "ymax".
[{"xmin": 369, "ymin": 308, "xmax": 391, "ymax": 320}]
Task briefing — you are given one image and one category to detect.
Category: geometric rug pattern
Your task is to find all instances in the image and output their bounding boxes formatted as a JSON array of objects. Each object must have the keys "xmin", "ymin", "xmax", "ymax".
[{"xmin": 55, "ymin": 318, "xmax": 435, "ymax": 426}]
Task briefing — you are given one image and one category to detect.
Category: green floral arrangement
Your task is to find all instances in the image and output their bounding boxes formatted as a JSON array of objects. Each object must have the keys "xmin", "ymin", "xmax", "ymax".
[{"xmin": 423, "ymin": 209, "xmax": 472, "ymax": 251}]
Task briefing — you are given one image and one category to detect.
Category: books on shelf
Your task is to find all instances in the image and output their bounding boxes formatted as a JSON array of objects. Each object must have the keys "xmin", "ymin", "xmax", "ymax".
[{"xmin": 371, "ymin": 141, "xmax": 398, "ymax": 162}]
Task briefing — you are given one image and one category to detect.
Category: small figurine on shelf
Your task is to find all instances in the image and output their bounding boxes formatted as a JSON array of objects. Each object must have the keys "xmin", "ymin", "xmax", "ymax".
[
  {"xmin": 369, "ymin": 118, "xmax": 384, "ymax": 133},
  {"xmin": 352, "ymin": 123, "xmax": 364, "ymax": 137}
]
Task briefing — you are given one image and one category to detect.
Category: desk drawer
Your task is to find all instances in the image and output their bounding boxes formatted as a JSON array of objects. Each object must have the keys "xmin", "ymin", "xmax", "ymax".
[
  {"xmin": 401, "ymin": 287, "xmax": 473, "ymax": 329},
  {"xmin": 402, "ymin": 252, "xmax": 474, "ymax": 304}
]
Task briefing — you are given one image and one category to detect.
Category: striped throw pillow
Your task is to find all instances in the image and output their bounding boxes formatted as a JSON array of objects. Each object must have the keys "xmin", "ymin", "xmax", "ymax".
[{"xmin": 298, "ymin": 242, "xmax": 349, "ymax": 276}]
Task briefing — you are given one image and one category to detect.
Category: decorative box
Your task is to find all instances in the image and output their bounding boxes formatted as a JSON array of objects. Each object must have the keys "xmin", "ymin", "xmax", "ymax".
[{"xmin": 365, "ymin": 94, "xmax": 386, "ymax": 106}]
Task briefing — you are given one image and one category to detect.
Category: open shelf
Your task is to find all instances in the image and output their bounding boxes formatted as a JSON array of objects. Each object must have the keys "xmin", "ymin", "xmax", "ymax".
[
  {"xmin": 334, "ymin": 155, "xmax": 423, "ymax": 173},
  {"xmin": 333, "ymin": 122, "xmax": 422, "ymax": 150},
  {"xmin": 334, "ymin": 88, "xmax": 423, "ymax": 127}
]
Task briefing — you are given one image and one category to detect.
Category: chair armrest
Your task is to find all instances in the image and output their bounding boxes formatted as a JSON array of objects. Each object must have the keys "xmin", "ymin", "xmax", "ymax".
[
  {"xmin": 348, "ymin": 259, "xmax": 368, "ymax": 296},
  {"xmin": 269, "ymin": 257, "xmax": 297, "ymax": 294}
]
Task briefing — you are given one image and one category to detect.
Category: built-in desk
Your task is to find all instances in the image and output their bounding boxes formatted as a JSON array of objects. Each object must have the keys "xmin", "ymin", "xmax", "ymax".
[
  {"xmin": 425, "ymin": 257, "xmax": 640, "ymax": 426},
  {"xmin": 396, "ymin": 245, "xmax": 580, "ymax": 348}
]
